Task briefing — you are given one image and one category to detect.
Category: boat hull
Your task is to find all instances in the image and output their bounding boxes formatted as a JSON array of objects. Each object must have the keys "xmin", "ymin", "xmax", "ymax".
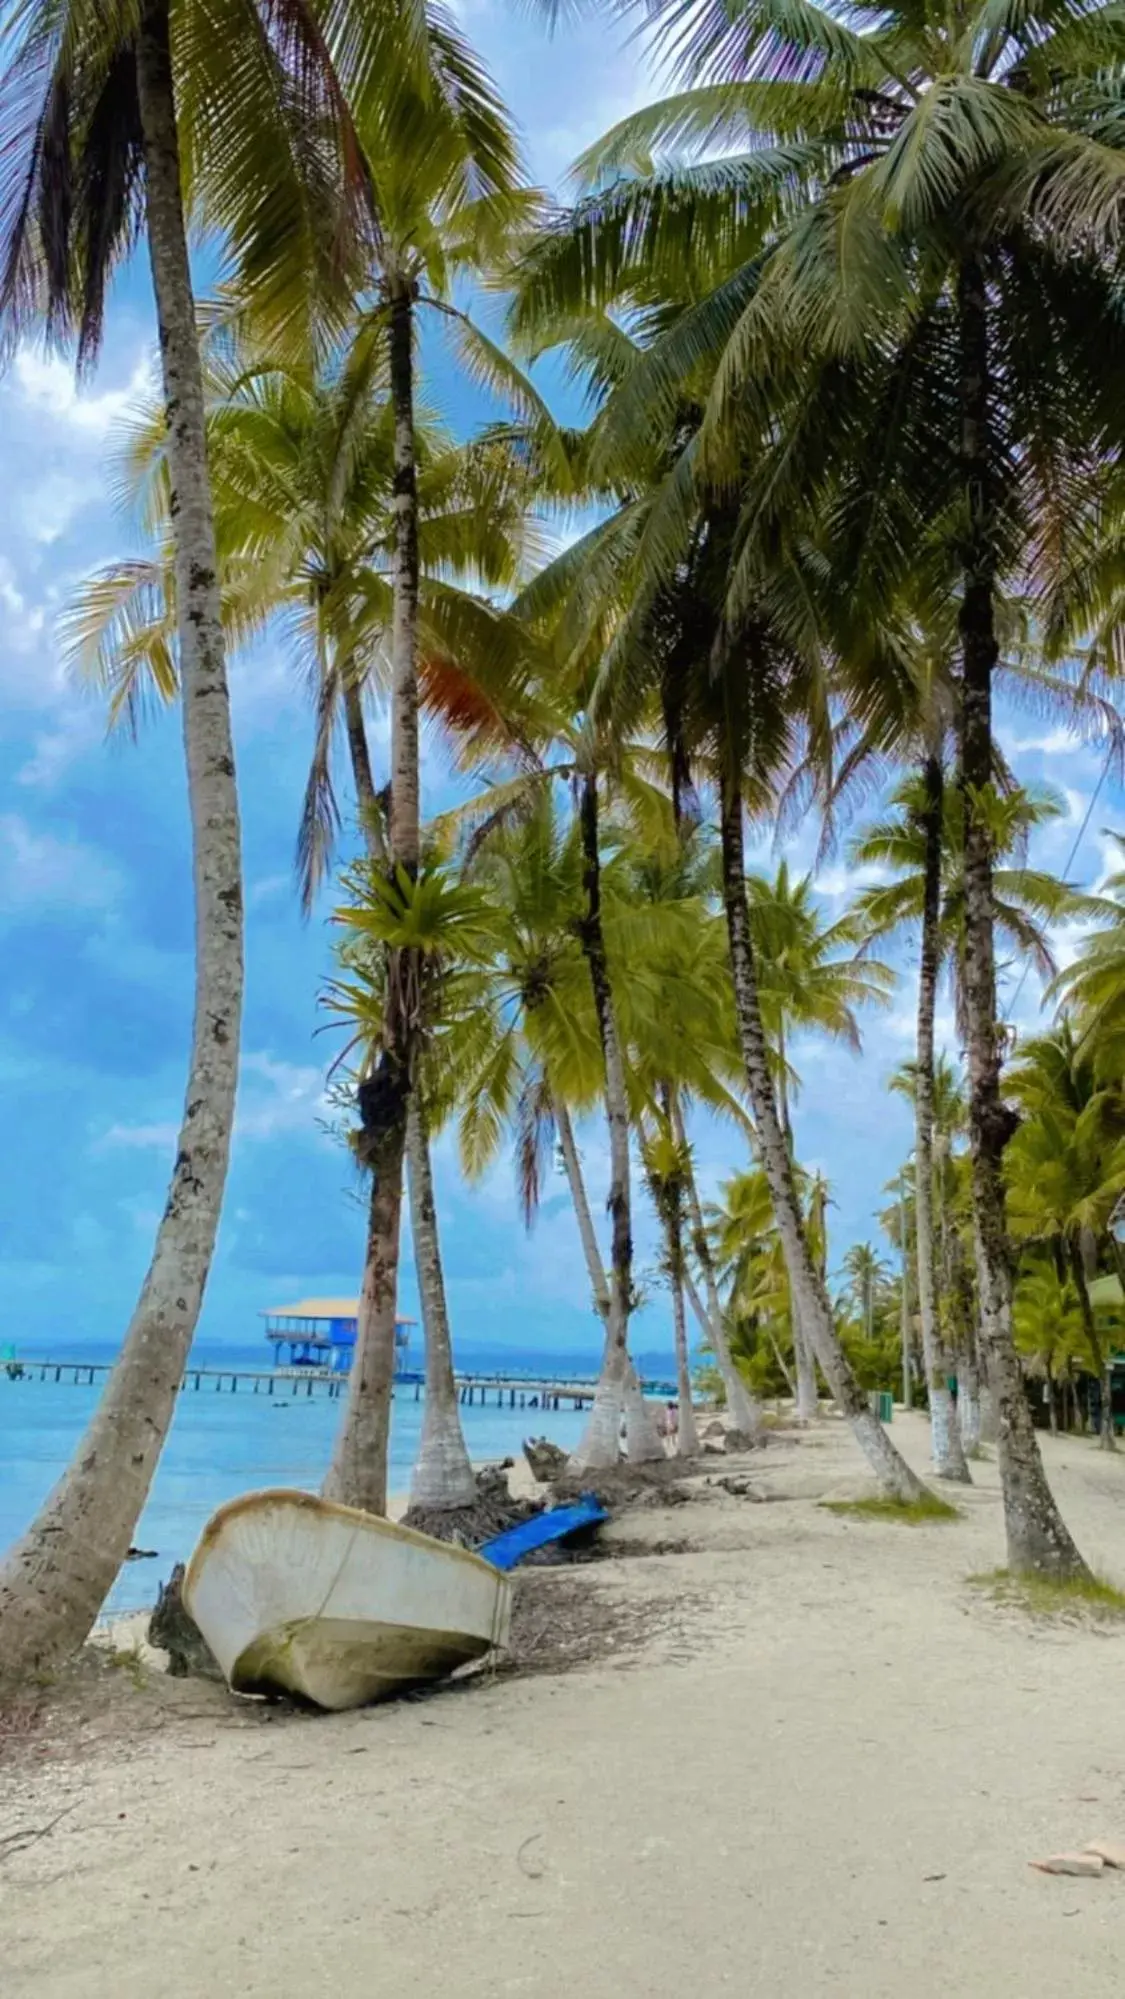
[{"xmin": 183, "ymin": 1489, "xmax": 512, "ymax": 1712}]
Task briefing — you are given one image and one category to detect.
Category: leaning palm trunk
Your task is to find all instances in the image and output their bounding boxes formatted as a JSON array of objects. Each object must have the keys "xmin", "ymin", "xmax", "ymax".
[
  {"xmin": 673, "ymin": 1102, "xmax": 764, "ymax": 1437},
  {"xmin": 406, "ymin": 1098, "xmax": 477, "ymax": 1506},
  {"xmin": 568, "ymin": 774, "xmax": 651, "ymax": 1471},
  {"xmin": 0, "ymin": 1, "xmax": 243, "ymax": 1684},
  {"xmin": 915, "ymin": 757, "xmax": 971, "ymax": 1483},
  {"xmin": 792, "ymin": 1318, "xmax": 819, "ymax": 1424},
  {"xmin": 719, "ymin": 773, "xmax": 926, "ymax": 1501},
  {"xmin": 956, "ymin": 258, "xmax": 1086, "ymax": 1576},
  {"xmin": 555, "ymin": 1096, "xmax": 612, "ymax": 1323},
  {"xmin": 327, "ymin": 282, "xmax": 420, "ymax": 1512}
]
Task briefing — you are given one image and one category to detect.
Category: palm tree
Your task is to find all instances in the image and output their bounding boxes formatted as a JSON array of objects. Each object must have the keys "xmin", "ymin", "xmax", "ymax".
[
  {"xmin": 747, "ymin": 860, "xmax": 893, "ymax": 1419},
  {"xmin": 854, "ymin": 776, "xmax": 1087, "ymax": 1481},
  {"xmin": 1013, "ymin": 1263, "xmax": 1084, "ymax": 1438},
  {"xmin": 539, "ymin": 0, "xmax": 1125, "ymax": 1571},
  {"xmin": 641, "ymin": 1117, "xmax": 701, "ymax": 1456},
  {"xmin": 323, "ymin": 23, "xmax": 547, "ymax": 1511},
  {"xmin": 0, "ymin": 0, "xmax": 365, "ymax": 1678},
  {"xmin": 1006, "ymin": 1026, "xmax": 1125, "ymax": 1450},
  {"xmin": 842, "ymin": 1244, "xmax": 891, "ymax": 1345},
  {"xmin": 616, "ymin": 817, "xmax": 766, "ymax": 1436}
]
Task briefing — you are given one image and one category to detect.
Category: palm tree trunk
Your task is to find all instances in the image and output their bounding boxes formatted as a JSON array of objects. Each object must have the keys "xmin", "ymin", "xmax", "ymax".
[
  {"xmin": 956, "ymin": 256, "xmax": 1086, "ymax": 1575},
  {"xmin": 672, "ymin": 1099, "xmax": 764, "ymax": 1437},
  {"xmin": 552, "ymin": 1096, "xmax": 624, "ymax": 1461},
  {"xmin": 900, "ymin": 1174, "xmax": 913, "ymax": 1410},
  {"xmin": 915, "ymin": 755, "xmax": 971, "ymax": 1483},
  {"xmin": 719, "ymin": 771, "xmax": 925, "ymax": 1501},
  {"xmin": 569, "ymin": 773, "xmax": 659, "ymax": 1469},
  {"xmin": 671, "ymin": 1260, "xmax": 700, "ymax": 1457},
  {"xmin": 405, "ymin": 1098, "xmax": 477, "ymax": 1506},
  {"xmin": 0, "ymin": 1, "xmax": 244, "ymax": 1685},
  {"xmin": 342, "ymin": 674, "xmax": 384, "ymax": 858},
  {"xmin": 1068, "ymin": 1241, "xmax": 1115, "ymax": 1453},
  {"xmin": 792, "ymin": 1316, "xmax": 819, "ymax": 1423},
  {"xmin": 554, "ymin": 1096, "xmax": 612, "ymax": 1324},
  {"xmin": 340, "ymin": 657, "xmax": 473, "ymax": 1513},
  {"xmin": 326, "ymin": 281, "xmax": 420, "ymax": 1511}
]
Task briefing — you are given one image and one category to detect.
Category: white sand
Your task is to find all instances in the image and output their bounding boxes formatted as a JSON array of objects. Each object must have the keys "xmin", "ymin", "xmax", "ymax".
[{"xmin": 5, "ymin": 1415, "xmax": 1125, "ymax": 1996}]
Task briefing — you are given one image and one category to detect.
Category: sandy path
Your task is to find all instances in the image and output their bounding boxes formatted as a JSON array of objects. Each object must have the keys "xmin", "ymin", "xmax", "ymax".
[{"xmin": 4, "ymin": 1416, "xmax": 1125, "ymax": 1996}]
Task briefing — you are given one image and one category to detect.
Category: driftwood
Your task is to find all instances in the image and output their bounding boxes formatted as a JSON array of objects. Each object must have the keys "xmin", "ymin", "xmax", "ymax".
[
  {"xmin": 522, "ymin": 1438, "xmax": 569, "ymax": 1485},
  {"xmin": 148, "ymin": 1564, "xmax": 223, "ymax": 1681}
]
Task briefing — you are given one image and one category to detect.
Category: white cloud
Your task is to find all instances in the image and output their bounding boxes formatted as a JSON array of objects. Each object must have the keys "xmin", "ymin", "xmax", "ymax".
[
  {"xmin": 248, "ymin": 873, "xmax": 290, "ymax": 907},
  {"xmin": 99, "ymin": 1049, "xmax": 331, "ymax": 1155},
  {"xmin": 0, "ymin": 814, "xmax": 121, "ymax": 912},
  {"xmin": 23, "ymin": 469, "xmax": 103, "ymax": 545},
  {"xmin": 1000, "ymin": 725, "xmax": 1090, "ymax": 758},
  {"xmin": 13, "ymin": 347, "xmax": 154, "ymax": 438},
  {"xmin": 103, "ymin": 1121, "xmax": 179, "ymax": 1152},
  {"xmin": 0, "ymin": 557, "xmax": 46, "ymax": 656},
  {"xmin": 238, "ymin": 1050, "xmax": 330, "ymax": 1140},
  {"xmin": 17, "ymin": 704, "xmax": 103, "ymax": 788},
  {"xmin": 814, "ymin": 859, "xmax": 891, "ymax": 900}
]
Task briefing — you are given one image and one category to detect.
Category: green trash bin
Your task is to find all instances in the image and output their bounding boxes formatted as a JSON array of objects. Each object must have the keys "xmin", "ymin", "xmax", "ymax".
[{"xmin": 868, "ymin": 1390, "xmax": 894, "ymax": 1423}]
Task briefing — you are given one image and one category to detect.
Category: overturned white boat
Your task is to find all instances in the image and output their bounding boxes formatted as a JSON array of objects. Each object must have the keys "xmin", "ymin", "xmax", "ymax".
[{"xmin": 182, "ymin": 1488, "xmax": 512, "ymax": 1712}]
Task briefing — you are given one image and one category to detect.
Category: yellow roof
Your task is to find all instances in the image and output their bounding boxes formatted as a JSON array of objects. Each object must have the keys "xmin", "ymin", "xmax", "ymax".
[{"xmin": 263, "ymin": 1298, "xmax": 416, "ymax": 1323}]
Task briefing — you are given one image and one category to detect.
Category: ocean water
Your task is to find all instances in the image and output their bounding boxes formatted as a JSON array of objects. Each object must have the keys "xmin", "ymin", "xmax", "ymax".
[{"xmin": 0, "ymin": 1345, "xmax": 592, "ymax": 1618}]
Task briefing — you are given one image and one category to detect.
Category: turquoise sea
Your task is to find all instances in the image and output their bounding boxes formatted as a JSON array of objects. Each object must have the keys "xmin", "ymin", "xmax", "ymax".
[{"xmin": 0, "ymin": 1341, "xmax": 592, "ymax": 1618}]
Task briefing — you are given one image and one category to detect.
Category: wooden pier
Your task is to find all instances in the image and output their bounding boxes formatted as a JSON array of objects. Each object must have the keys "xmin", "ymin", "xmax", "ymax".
[{"xmin": 1, "ymin": 1358, "xmax": 616, "ymax": 1409}]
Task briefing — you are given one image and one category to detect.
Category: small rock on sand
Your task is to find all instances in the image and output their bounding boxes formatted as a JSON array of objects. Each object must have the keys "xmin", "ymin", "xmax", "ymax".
[
  {"xmin": 1030, "ymin": 1853, "xmax": 1105, "ymax": 1877},
  {"xmin": 1084, "ymin": 1842, "xmax": 1125, "ymax": 1869}
]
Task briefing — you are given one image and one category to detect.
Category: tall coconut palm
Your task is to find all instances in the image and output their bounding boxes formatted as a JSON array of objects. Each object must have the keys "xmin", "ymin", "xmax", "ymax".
[
  {"xmin": 853, "ymin": 776, "xmax": 1089, "ymax": 1480},
  {"xmin": 542, "ymin": 0, "xmax": 1125, "ymax": 1570},
  {"xmin": 1006, "ymin": 1025, "xmax": 1125, "ymax": 1450},
  {"xmin": 747, "ymin": 859, "xmax": 893, "ymax": 1417},
  {"xmin": 322, "ymin": 19, "xmax": 553, "ymax": 1512},
  {"xmin": 841, "ymin": 1244, "xmax": 891, "ymax": 1343},
  {"xmin": 0, "ymin": 0, "xmax": 366, "ymax": 1677},
  {"xmin": 640, "ymin": 1116, "xmax": 701, "ymax": 1456},
  {"xmin": 615, "ymin": 816, "xmax": 766, "ymax": 1436},
  {"xmin": 446, "ymin": 783, "xmax": 658, "ymax": 1463}
]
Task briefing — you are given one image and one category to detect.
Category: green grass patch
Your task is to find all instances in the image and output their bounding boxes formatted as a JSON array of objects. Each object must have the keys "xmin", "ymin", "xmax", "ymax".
[
  {"xmin": 969, "ymin": 1567, "xmax": 1125, "ymax": 1623},
  {"xmin": 820, "ymin": 1492, "xmax": 960, "ymax": 1525}
]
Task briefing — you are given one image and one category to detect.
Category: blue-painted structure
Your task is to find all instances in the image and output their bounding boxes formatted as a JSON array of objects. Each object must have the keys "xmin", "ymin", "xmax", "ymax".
[
  {"xmin": 262, "ymin": 1298, "xmax": 415, "ymax": 1375},
  {"xmin": 479, "ymin": 1495, "xmax": 609, "ymax": 1571}
]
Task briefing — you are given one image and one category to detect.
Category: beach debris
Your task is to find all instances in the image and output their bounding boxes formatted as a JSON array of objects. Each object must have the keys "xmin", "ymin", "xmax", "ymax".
[
  {"xmin": 0, "ymin": 1806, "xmax": 75, "ymax": 1864},
  {"xmin": 1029, "ymin": 1853, "xmax": 1105, "ymax": 1877},
  {"xmin": 148, "ymin": 1563, "xmax": 224, "ymax": 1681},
  {"xmin": 1084, "ymin": 1841, "xmax": 1125, "ymax": 1868},
  {"xmin": 702, "ymin": 1420, "xmax": 726, "ymax": 1440},
  {"xmin": 702, "ymin": 1435, "xmax": 727, "ymax": 1455},
  {"xmin": 402, "ymin": 1465, "xmax": 543, "ymax": 1552},
  {"xmin": 523, "ymin": 1438, "xmax": 569, "ymax": 1485},
  {"xmin": 723, "ymin": 1428, "xmax": 757, "ymax": 1454},
  {"xmin": 126, "ymin": 1546, "xmax": 159, "ymax": 1562},
  {"xmin": 710, "ymin": 1476, "xmax": 765, "ymax": 1501}
]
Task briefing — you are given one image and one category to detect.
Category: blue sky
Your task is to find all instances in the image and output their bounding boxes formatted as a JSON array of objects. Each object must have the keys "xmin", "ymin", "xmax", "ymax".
[{"xmin": 0, "ymin": 4, "xmax": 1122, "ymax": 1364}]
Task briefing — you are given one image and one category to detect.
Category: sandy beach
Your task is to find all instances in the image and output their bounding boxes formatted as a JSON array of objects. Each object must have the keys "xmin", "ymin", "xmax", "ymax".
[{"xmin": 4, "ymin": 1414, "xmax": 1125, "ymax": 1996}]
